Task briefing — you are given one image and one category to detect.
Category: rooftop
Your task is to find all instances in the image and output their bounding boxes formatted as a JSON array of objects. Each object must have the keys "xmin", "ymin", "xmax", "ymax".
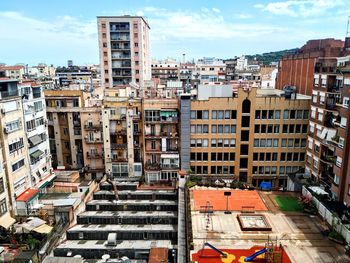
[
  {"xmin": 16, "ymin": 188, "xmax": 39, "ymax": 202},
  {"xmin": 67, "ymin": 224, "xmax": 176, "ymax": 232},
  {"xmin": 78, "ymin": 211, "xmax": 177, "ymax": 218},
  {"xmin": 56, "ymin": 239, "xmax": 173, "ymax": 250}
]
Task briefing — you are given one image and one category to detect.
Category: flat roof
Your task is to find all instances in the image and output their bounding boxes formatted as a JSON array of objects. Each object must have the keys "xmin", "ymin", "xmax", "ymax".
[
  {"xmin": 16, "ymin": 188, "xmax": 39, "ymax": 202},
  {"xmin": 96, "ymin": 16, "xmax": 150, "ymax": 29},
  {"xmin": 56, "ymin": 239, "xmax": 174, "ymax": 250},
  {"xmin": 68, "ymin": 224, "xmax": 176, "ymax": 232},
  {"xmin": 94, "ymin": 190, "xmax": 176, "ymax": 195},
  {"xmin": 78, "ymin": 211, "xmax": 177, "ymax": 218},
  {"xmin": 256, "ymin": 88, "xmax": 311, "ymax": 99},
  {"xmin": 86, "ymin": 200, "xmax": 177, "ymax": 206}
]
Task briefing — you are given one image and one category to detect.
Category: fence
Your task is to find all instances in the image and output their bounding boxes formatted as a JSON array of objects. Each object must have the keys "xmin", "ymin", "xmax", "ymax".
[{"xmin": 302, "ymin": 186, "xmax": 350, "ymax": 243}]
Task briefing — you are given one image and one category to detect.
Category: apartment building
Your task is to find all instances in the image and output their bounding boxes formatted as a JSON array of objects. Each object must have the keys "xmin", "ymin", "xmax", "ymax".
[
  {"xmin": 306, "ymin": 52, "xmax": 350, "ymax": 203},
  {"xmin": 151, "ymin": 60, "xmax": 180, "ymax": 85},
  {"xmin": 0, "ymin": 145, "xmax": 16, "ymax": 229},
  {"xmin": 102, "ymin": 93, "xmax": 143, "ymax": 179},
  {"xmin": 0, "ymin": 79, "xmax": 31, "ymax": 214},
  {"xmin": 80, "ymin": 100, "xmax": 104, "ymax": 180},
  {"xmin": 45, "ymin": 90, "xmax": 85, "ymax": 169},
  {"xmin": 276, "ymin": 38, "xmax": 344, "ymax": 96},
  {"xmin": 143, "ymin": 99, "xmax": 180, "ymax": 183},
  {"xmin": 181, "ymin": 85, "xmax": 310, "ymax": 187},
  {"xmin": 195, "ymin": 58, "xmax": 226, "ymax": 83},
  {"xmin": 18, "ymin": 82, "xmax": 52, "ymax": 187},
  {"xmin": 0, "ymin": 65, "xmax": 25, "ymax": 79},
  {"xmin": 97, "ymin": 16, "xmax": 151, "ymax": 88}
]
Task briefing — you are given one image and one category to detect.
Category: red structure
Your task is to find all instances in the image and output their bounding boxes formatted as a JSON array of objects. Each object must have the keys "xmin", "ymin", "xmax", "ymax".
[{"xmin": 276, "ymin": 38, "xmax": 344, "ymax": 96}]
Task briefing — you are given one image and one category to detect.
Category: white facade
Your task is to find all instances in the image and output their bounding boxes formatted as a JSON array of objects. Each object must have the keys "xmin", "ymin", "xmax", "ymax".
[
  {"xmin": 236, "ymin": 55, "xmax": 248, "ymax": 71},
  {"xmin": 18, "ymin": 84, "xmax": 52, "ymax": 187},
  {"xmin": 261, "ymin": 68, "xmax": 278, "ymax": 89}
]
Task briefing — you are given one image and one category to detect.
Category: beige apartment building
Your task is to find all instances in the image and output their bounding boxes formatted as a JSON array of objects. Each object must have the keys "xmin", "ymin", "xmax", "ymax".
[
  {"xmin": 97, "ymin": 16, "xmax": 151, "ymax": 89},
  {"xmin": 0, "ymin": 79, "xmax": 31, "ymax": 214},
  {"xmin": 143, "ymin": 99, "xmax": 180, "ymax": 183},
  {"xmin": 182, "ymin": 86, "xmax": 310, "ymax": 187},
  {"xmin": 45, "ymin": 90, "xmax": 104, "ymax": 180},
  {"xmin": 102, "ymin": 90, "xmax": 142, "ymax": 179},
  {"xmin": 0, "ymin": 144, "xmax": 15, "ymax": 229}
]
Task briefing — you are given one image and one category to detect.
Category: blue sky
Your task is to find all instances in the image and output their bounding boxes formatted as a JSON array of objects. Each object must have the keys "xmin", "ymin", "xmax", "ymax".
[{"xmin": 0, "ymin": 0, "xmax": 348, "ymax": 66}]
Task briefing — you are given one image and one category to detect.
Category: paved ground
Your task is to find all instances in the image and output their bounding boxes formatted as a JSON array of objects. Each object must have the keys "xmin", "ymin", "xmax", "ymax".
[{"xmin": 190, "ymin": 187, "xmax": 350, "ymax": 263}]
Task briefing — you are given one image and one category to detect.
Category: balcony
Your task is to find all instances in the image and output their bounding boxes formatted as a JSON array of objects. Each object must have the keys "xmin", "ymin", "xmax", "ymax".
[
  {"xmin": 145, "ymin": 162, "xmax": 161, "ymax": 171},
  {"xmin": 111, "ymin": 45, "xmax": 130, "ymax": 50},
  {"xmin": 160, "ymin": 116, "xmax": 178, "ymax": 123},
  {"xmin": 110, "ymin": 129, "xmax": 127, "ymax": 135},
  {"xmin": 112, "ymin": 157, "xmax": 127, "ymax": 163},
  {"xmin": 133, "ymin": 130, "xmax": 141, "ymax": 135},
  {"xmin": 161, "ymin": 163, "xmax": 179, "ymax": 170},
  {"xmin": 84, "ymin": 138, "xmax": 102, "ymax": 144},
  {"xmin": 145, "ymin": 133, "xmax": 161, "ymax": 138},
  {"xmin": 320, "ymin": 154, "xmax": 336, "ymax": 165},
  {"xmin": 86, "ymin": 166, "xmax": 105, "ymax": 172},
  {"xmin": 0, "ymin": 89, "xmax": 18, "ymax": 99},
  {"xmin": 110, "ymin": 36, "xmax": 130, "ymax": 41},
  {"xmin": 84, "ymin": 124, "xmax": 102, "ymax": 130},
  {"xmin": 111, "ymin": 55, "xmax": 131, "ymax": 60},
  {"xmin": 87, "ymin": 152, "xmax": 103, "ymax": 159},
  {"xmin": 111, "ymin": 143, "xmax": 127, "ymax": 149}
]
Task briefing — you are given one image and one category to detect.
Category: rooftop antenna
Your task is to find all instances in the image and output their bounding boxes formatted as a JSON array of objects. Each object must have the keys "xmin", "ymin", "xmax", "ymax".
[{"xmin": 347, "ymin": 16, "xmax": 350, "ymax": 37}]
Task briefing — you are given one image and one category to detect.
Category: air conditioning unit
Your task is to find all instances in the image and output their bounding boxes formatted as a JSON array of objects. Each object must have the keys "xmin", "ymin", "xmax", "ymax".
[{"xmin": 3, "ymin": 127, "xmax": 10, "ymax": 134}]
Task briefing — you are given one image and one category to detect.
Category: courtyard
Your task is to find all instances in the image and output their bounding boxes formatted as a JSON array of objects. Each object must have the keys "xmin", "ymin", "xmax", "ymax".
[{"xmin": 189, "ymin": 186, "xmax": 350, "ymax": 263}]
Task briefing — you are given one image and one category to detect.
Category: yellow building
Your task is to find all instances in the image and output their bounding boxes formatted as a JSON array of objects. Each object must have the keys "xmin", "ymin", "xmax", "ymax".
[{"xmin": 182, "ymin": 86, "xmax": 310, "ymax": 188}]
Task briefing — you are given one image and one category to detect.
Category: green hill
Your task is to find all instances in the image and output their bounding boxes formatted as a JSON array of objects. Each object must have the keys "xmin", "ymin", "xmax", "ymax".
[{"xmin": 246, "ymin": 48, "xmax": 299, "ymax": 65}]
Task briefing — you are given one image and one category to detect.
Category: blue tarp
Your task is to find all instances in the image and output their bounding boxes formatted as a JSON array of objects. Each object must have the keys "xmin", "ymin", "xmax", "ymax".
[{"xmin": 260, "ymin": 181, "xmax": 272, "ymax": 191}]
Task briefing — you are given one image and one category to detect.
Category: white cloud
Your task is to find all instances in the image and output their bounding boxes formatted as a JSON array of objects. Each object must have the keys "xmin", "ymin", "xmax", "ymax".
[
  {"xmin": 212, "ymin": 8, "xmax": 221, "ymax": 13},
  {"xmin": 254, "ymin": 0, "xmax": 346, "ymax": 17},
  {"xmin": 138, "ymin": 6, "xmax": 283, "ymax": 42},
  {"xmin": 236, "ymin": 13, "xmax": 252, "ymax": 19},
  {"xmin": 0, "ymin": 11, "xmax": 98, "ymax": 65}
]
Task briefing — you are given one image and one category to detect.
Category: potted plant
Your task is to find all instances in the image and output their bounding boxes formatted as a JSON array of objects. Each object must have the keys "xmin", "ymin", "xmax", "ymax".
[{"xmin": 328, "ymin": 230, "xmax": 345, "ymax": 244}]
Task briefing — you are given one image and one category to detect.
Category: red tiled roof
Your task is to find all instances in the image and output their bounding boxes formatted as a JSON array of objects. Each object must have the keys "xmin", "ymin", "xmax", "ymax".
[
  {"xmin": 16, "ymin": 188, "xmax": 39, "ymax": 202},
  {"xmin": 0, "ymin": 66, "xmax": 24, "ymax": 71}
]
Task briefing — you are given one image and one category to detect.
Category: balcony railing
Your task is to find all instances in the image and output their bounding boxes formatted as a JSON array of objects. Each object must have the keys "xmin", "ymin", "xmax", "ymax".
[
  {"xmin": 145, "ymin": 162, "xmax": 161, "ymax": 170},
  {"xmin": 0, "ymin": 90, "xmax": 18, "ymax": 99},
  {"xmin": 111, "ymin": 143, "xmax": 127, "ymax": 149},
  {"xmin": 161, "ymin": 163, "xmax": 180, "ymax": 169},
  {"xmin": 84, "ymin": 124, "xmax": 102, "ymax": 130},
  {"xmin": 320, "ymin": 155, "xmax": 336, "ymax": 165},
  {"xmin": 84, "ymin": 138, "xmax": 102, "ymax": 144},
  {"xmin": 112, "ymin": 157, "xmax": 128, "ymax": 163},
  {"xmin": 87, "ymin": 152, "xmax": 102, "ymax": 159}
]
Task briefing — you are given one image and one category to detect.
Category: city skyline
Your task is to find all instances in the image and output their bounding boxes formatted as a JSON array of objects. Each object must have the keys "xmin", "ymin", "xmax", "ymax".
[{"xmin": 0, "ymin": 0, "xmax": 349, "ymax": 66}]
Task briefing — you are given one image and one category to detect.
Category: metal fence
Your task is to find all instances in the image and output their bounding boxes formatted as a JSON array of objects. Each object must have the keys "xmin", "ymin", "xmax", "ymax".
[{"xmin": 302, "ymin": 186, "xmax": 350, "ymax": 243}]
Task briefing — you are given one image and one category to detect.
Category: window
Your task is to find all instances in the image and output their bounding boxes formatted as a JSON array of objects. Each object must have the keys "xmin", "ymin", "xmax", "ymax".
[
  {"xmin": 230, "ymin": 139, "xmax": 236, "ymax": 147},
  {"xmin": 5, "ymin": 119, "xmax": 21, "ymax": 133},
  {"xmin": 211, "ymin": 139, "xmax": 216, "ymax": 147},
  {"xmin": 212, "ymin": 110, "xmax": 217, "ymax": 119},
  {"xmin": 231, "ymin": 125, "xmax": 236, "ymax": 133},
  {"xmin": 12, "ymin": 159, "xmax": 25, "ymax": 172},
  {"xmin": 0, "ymin": 178, "xmax": 4, "ymax": 194},
  {"xmin": 303, "ymin": 110, "xmax": 309, "ymax": 119},
  {"xmin": 203, "ymin": 110, "xmax": 209, "ymax": 119},
  {"xmin": 334, "ymin": 175, "xmax": 340, "ymax": 185},
  {"xmin": 211, "ymin": 125, "xmax": 217, "ymax": 133},
  {"xmin": 281, "ymin": 139, "xmax": 287, "ymax": 147},
  {"xmin": 9, "ymin": 138, "xmax": 24, "ymax": 153},
  {"xmin": 203, "ymin": 125, "xmax": 208, "ymax": 133},
  {"xmin": 343, "ymin": 97, "xmax": 349, "ymax": 108},
  {"xmin": 203, "ymin": 139, "xmax": 208, "ymax": 147},
  {"xmin": 275, "ymin": 110, "xmax": 280, "ymax": 119},
  {"xmin": 284, "ymin": 110, "xmax": 289, "ymax": 119},
  {"xmin": 0, "ymin": 198, "xmax": 7, "ymax": 216},
  {"xmin": 336, "ymin": 156, "xmax": 342, "ymax": 167},
  {"xmin": 34, "ymin": 101, "xmax": 43, "ymax": 111},
  {"xmin": 190, "ymin": 111, "xmax": 196, "ymax": 119},
  {"xmin": 225, "ymin": 110, "xmax": 230, "ymax": 119},
  {"xmin": 217, "ymin": 110, "xmax": 224, "ymax": 119},
  {"xmin": 190, "ymin": 139, "xmax": 196, "ymax": 147}
]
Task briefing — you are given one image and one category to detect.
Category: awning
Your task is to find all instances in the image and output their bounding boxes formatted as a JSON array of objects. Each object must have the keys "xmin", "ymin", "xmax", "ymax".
[
  {"xmin": 326, "ymin": 129, "xmax": 337, "ymax": 141},
  {"xmin": 30, "ymin": 149, "xmax": 44, "ymax": 159},
  {"xmin": 0, "ymin": 213, "xmax": 16, "ymax": 229},
  {"xmin": 161, "ymin": 154, "xmax": 179, "ymax": 159},
  {"xmin": 32, "ymin": 224, "xmax": 53, "ymax": 234},
  {"xmin": 28, "ymin": 135, "xmax": 41, "ymax": 146},
  {"xmin": 37, "ymin": 174, "xmax": 56, "ymax": 189}
]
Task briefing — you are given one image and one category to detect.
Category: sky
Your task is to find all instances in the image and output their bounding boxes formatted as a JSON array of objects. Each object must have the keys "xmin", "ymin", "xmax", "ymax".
[{"xmin": 0, "ymin": 0, "xmax": 349, "ymax": 66}]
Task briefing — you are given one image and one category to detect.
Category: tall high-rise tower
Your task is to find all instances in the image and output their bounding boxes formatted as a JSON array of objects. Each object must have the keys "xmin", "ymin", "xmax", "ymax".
[{"xmin": 97, "ymin": 16, "xmax": 151, "ymax": 89}]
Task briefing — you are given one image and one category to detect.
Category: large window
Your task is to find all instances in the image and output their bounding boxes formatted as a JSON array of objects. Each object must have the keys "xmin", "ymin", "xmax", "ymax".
[
  {"xmin": 0, "ymin": 178, "xmax": 4, "ymax": 194},
  {"xmin": 0, "ymin": 198, "xmax": 7, "ymax": 216},
  {"xmin": 12, "ymin": 159, "xmax": 25, "ymax": 172},
  {"xmin": 9, "ymin": 138, "xmax": 24, "ymax": 153},
  {"xmin": 5, "ymin": 119, "xmax": 21, "ymax": 133}
]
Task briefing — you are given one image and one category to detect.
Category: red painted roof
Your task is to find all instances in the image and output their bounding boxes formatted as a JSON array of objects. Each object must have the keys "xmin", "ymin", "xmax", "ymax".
[
  {"xmin": 16, "ymin": 188, "xmax": 39, "ymax": 202},
  {"xmin": 0, "ymin": 66, "xmax": 24, "ymax": 71}
]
